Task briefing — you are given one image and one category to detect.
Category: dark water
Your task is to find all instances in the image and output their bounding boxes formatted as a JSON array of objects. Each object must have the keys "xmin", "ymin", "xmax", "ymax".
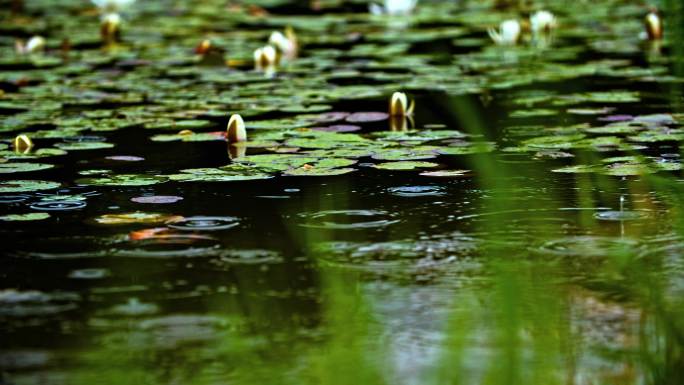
[{"xmin": 2, "ymin": 0, "xmax": 684, "ymax": 384}]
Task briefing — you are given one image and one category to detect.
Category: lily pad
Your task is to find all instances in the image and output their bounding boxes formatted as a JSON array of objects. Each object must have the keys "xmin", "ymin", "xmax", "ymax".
[
  {"xmin": 0, "ymin": 163, "xmax": 54, "ymax": 173},
  {"xmin": 373, "ymin": 161, "xmax": 440, "ymax": 170},
  {"xmin": 0, "ymin": 213, "xmax": 50, "ymax": 221},
  {"xmin": 284, "ymin": 167, "xmax": 356, "ymax": 176},
  {"xmin": 95, "ymin": 212, "xmax": 183, "ymax": 225},
  {"xmin": 0, "ymin": 180, "xmax": 60, "ymax": 193},
  {"xmin": 76, "ymin": 175, "xmax": 168, "ymax": 187}
]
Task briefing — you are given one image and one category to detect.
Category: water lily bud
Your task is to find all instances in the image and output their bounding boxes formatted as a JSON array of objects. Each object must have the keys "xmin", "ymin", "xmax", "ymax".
[
  {"xmin": 178, "ymin": 130, "xmax": 194, "ymax": 136},
  {"xmin": 15, "ymin": 36, "xmax": 46, "ymax": 55},
  {"xmin": 101, "ymin": 13, "xmax": 121, "ymax": 44},
  {"xmin": 25, "ymin": 36, "xmax": 46, "ymax": 53},
  {"xmin": 645, "ymin": 10, "xmax": 663, "ymax": 40},
  {"xmin": 226, "ymin": 114, "xmax": 247, "ymax": 144},
  {"xmin": 488, "ymin": 19, "xmax": 521, "ymax": 45},
  {"xmin": 13, "ymin": 134, "xmax": 34, "ymax": 153},
  {"xmin": 530, "ymin": 10, "xmax": 556, "ymax": 34},
  {"xmin": 389, "ymin": 92, "xmax": 414, "ymax": 117},
  {"xmin": 195, "ymin": 39, "xmax": 212, "ymax": 55},
  {"xmin": 253, "ymin": 45, "xmax": 278, "ymax": 69}
]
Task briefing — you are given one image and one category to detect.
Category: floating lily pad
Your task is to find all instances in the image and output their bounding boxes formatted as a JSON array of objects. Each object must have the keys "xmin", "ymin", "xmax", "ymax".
[
  {"xmin": 0, "ymin": 213, "xmax": 50, "ymax": 221},
  {"xmin": 552, "ymin": 165, "xmax": 597, "ymax": 174},
  {"xmin": 284, "ymin": 167, "xmax": 356, "ymax": 176},
  {"xmin": 131, "ymin": 196, "xmax": 184, "ymax": 204},
  {"xmin": 76, "ymin": 175, "xmax": 168, "ymax": 187},
  {"xmin": 95, "ymin": 212, "xmax": 183, "ymax": 225},
  {"xmin": 373, "ymin": 161, "xmax": 440, "ymax": 170},
  {"xmin": 0, "ymin": 163, "xmax": 53, "ymax": 173},
  {"xmin": 0, "ymin": 180, "xmax": 60, "ymax": 193},
  {"xmin": 345, "ymin": 112, "xmax": 389, "ymax": 123},
  {"xmin": 420, "ymin": 170, "xmax": 471, "ymax": 177}
]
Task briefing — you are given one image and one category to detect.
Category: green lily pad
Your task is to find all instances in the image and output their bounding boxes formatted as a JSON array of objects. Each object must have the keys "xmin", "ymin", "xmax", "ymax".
[
  {"xmin": 0, "ymin": 180, "xmax": 60, "ymax": 193},
  {"xmin": 0, "ymin": 163, "xmax": 53, "ymax": 173},
  {"xmin": 283, "ymin": 167, "xmax": 356, "ymax": 176},
  {"xmin": 76, "ymin": 174, "xmax": 168, "ymax": 186},
  {"xmin": 373, "ymin": 161, "xmax": 440, "ymax": 170},
  {"xmin": 0, "ymin": 213, "xmax": 51, "ymax": 221}
]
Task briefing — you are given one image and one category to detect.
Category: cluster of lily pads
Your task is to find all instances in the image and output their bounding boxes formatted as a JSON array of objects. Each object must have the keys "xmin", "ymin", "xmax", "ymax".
[{"xmin": 0, "ymin": 0, "xmax": 680, "ymax": 200}]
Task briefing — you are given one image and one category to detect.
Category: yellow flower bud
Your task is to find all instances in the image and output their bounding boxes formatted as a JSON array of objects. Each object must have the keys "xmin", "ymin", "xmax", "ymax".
[
  {"xmin": 13, "ymin": 134, "xmax": 34, "ymax": 153},
  {"xmin": 226, "ymin": 114, "xmax": 247, "ymax": 144},
  {"xmin": 389, "ymin": 92, "xmax": 414, "ymax": 117}
]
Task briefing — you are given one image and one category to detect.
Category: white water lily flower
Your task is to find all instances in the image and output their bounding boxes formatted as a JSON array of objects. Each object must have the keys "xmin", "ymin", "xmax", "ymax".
[
  {"xmin": 530, "ymin": 10, "xmax": 556, "ymax": 34},
  {"xmin": 268, "ymin": 29, "xmax": 298, "ymax": 60},
  {"xmin": 645, "ymin": 10, "xmax": 663, "ymax": 40},
  {"xmin": 254, "ymin": 45, "xmax": 278, "ymax": 70},
  {"xmin": 91, "ymin": 0, "xmax": 135, "ymax": 12},
  {"xmin": 389, "ymin": 92, "xmax": 414, "ymax": 117},
  {"xmin": 369, "ymin": 0, "xmax": 417, "ymax": 16},
  {"xmin": 226, "ymin": 114, "xmax": 247, "ymax": 144},
  {"xmin": 268, "ymin": 32, "xmax": 289, "ymax": 52},
  {"xmin": 488, "ymin": 19, "xmax": 521, "ymax": 45},
  {"xmin": 15, "ymin": 36, "xmax": 45, "ymax": 54}
]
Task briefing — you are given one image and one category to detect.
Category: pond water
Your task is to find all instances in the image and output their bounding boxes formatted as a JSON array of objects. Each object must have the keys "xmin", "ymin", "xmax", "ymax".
[{"xmin": 2, "ymin": 0, "xmax": 684, "ymax": 384}]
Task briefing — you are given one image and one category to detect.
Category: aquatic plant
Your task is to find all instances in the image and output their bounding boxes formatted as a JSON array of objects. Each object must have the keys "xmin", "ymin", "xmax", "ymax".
[
  {"xmin": 100, "ymin": 13, "xmax": 122, "ymax": 43},
  {"xmin": 268, "ymin": 28, "xmax": 298, "ymax": 60},
  {"xmin": 254, "ymin": 45, "xmax": 278, "ymax": 70},
  {"xmin": 14, "ymin": 36, "xmax": 45, "ymax": 55},
  {"xmin": 529, "ymin": 10, "xmax": 556, "ymax": 35},
  {"xmin": 645, "ymin": 8, "xmax": 663, "ymax": 40},
  {"xmin": 13, "ymin": 134, "xmax": 33, "ymax": 153},
  {"xmin": 389, "ymin": 92, "xmax": 414, "ymax": 117},
  {"xmin": 226, "ymin": 114, "xmax": 247, "ymax": 144},
  {"xmin": 488, "ymin": 19, "xmax": 521, "ymax": 45}
]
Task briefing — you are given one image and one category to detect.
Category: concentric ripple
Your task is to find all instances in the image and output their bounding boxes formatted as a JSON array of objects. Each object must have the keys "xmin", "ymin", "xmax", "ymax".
[
  {"xmin": 314, "ymin": 232, "xmax": 480, "ymax": 274},
  {"xmin": 298, "ymin": 209, "xmax": 400, "ymax": 229},
  {"xmin": 387, "ymin": 185, "xmax": 446, "ymax": 197},
  {"xmin": 537, "ymin": 236, "xmax": 640, "ymax": 258},
  {"xmin": 166, "ymin": 216, "xmax": 241, "ymax": 231},
  {"xmin": 29, "ymin": 201, "xmax": 87, "ymax": 211}
]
